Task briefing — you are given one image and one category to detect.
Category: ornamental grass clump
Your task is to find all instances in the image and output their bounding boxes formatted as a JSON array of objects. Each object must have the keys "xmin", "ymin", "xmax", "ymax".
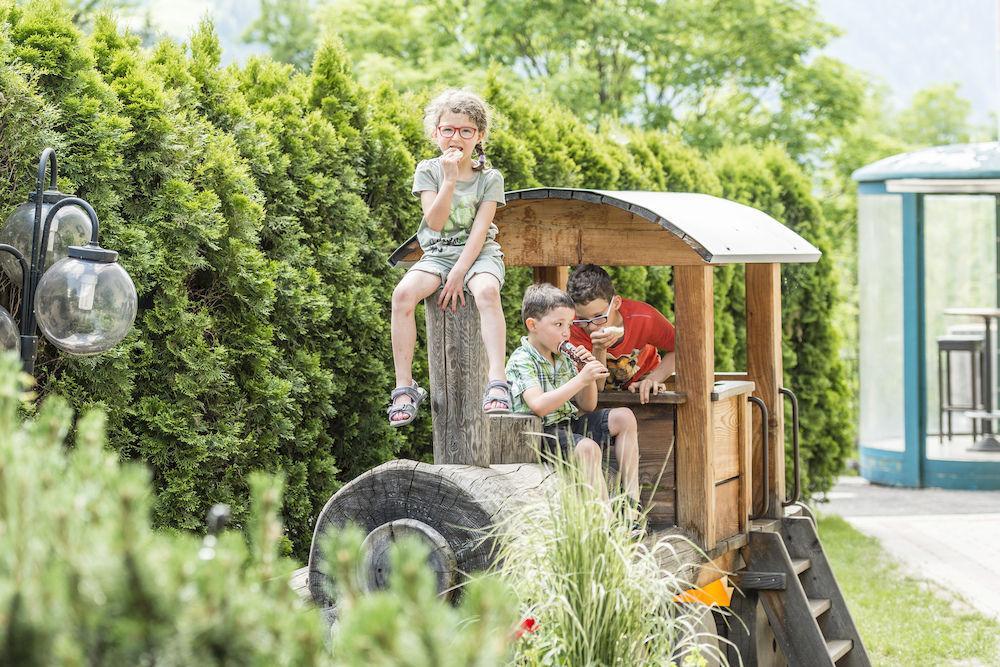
[{"xmin": 495, "ymin": 455, "xmax": 728, "ymax": 666}]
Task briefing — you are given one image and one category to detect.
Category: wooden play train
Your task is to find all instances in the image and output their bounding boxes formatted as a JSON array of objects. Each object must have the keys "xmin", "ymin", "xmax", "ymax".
[{"xmin": 302, "ymin": 188, "xmax": 869, "ymax": 666}]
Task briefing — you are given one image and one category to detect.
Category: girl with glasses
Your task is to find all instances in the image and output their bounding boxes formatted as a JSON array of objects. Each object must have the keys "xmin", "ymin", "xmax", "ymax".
[{"xmin": 387, "ymin": 89, "xmax": 512, "ymax": 427}]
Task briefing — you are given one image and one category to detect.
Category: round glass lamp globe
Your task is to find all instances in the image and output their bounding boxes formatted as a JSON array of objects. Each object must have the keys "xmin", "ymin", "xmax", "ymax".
[
  {"xmin": 0, "ymin": 196, "xmax": 92, "ymax": 285},
  {"xmin": 0, "ymin": 306, "xmax": 18, "ymax": 354},
  {"xmin": 34, "ymin": 255, "xmax": 137, "ymax": 355}
]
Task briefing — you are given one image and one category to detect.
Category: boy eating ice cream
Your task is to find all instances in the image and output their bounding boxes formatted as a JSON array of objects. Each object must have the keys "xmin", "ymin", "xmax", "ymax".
[{"xmin": 568, "ymin": 264, "xmax": 676, "ymax": 404}]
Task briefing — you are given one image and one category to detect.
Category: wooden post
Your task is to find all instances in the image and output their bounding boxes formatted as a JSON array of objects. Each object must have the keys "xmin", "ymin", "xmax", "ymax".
[
  {"xmin": 533, "ymin": 266, "xmax": 568, "ymax": 290},
  {"xmin": 746, "ymin": 264, "xmax": 785, "ymax": 519},
  {"xmin": 425, "ymin": 292, "xmax": 491, "ymax": 466},
  {"xmin": 490, "ymin": 414, "xmax": 543, "ymax": 464},
  {"xmin": 674, "ymin": 265, "xmax": 716, "ymax": 548}
]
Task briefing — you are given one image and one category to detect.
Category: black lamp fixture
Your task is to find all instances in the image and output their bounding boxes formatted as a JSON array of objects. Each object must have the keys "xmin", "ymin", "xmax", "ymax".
[{"xmin": 0, "ymin": 148, "xmax": 138, "ymax": 373}]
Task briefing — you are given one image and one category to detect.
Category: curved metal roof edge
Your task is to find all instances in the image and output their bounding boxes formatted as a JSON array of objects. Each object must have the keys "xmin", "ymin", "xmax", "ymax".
[
  {"xmin": 505, "ymin": 187, "xmax": 821, "ymax": 264},
  {"xmin": 851, "ymin": 142, "xmax": 1000, "ymax": 182}
]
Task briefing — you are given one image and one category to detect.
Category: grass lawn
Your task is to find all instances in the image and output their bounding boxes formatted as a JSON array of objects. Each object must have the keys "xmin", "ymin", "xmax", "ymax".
[{"xmin": 819, "ymin": 514, "xmax": 1000, "ymax": 666}]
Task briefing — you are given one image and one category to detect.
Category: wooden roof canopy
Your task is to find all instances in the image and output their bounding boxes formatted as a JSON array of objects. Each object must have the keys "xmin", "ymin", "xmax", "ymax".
[{"xmin": 389, "ymin": 188, "xmax": 821, "ymax": 267}]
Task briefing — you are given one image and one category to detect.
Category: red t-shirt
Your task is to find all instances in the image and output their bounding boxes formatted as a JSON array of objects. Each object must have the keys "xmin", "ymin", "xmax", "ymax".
[{"xmin": 570, "ymin": 298, "xmax": 675, "ymax": 389}]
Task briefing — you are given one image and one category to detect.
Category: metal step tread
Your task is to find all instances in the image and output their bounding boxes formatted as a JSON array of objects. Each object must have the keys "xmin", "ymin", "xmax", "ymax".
[
  {"xmin": 791, "ymin": 557, "xmax": 811, "ymax": 575},
  {"xmin": 826, "ymin": 639, "xmax": 853, "ymax": 662},
  {"xmin": 808, "ymin": 597, "xmax": 831, "ymax": 618}
]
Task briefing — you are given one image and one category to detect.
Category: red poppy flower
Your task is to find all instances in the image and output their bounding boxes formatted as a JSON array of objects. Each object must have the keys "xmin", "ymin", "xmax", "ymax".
[{"xmin": 514, "ymin": 616, "xmax": 539, "ymax": 639}]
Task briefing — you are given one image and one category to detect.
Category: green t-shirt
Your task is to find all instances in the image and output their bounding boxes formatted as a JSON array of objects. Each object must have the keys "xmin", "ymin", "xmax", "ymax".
[
  {"xmin": 505, "ymin": 337, "xmax": 580, "ymax": 426},
  {"xmin": 411, "ymin": 158, "xmax": 506, "ymax": 250}
]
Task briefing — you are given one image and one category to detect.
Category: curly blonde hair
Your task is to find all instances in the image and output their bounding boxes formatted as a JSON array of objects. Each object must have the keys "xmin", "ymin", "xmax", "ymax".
[{"xmin": 423, "ymin": 89, "xmax": 492, "ymax": 170}]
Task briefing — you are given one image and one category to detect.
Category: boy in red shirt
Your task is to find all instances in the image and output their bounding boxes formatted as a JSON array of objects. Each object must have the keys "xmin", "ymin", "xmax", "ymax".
[{"xmin": 567, "ymin": 265, "xmax": 676, "ymax": 403}]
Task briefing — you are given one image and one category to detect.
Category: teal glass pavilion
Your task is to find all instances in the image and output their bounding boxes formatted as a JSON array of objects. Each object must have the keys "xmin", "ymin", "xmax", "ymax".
[{"xmin": 853, "ymin": 142, "xmax": 1000, "ymax": 489}]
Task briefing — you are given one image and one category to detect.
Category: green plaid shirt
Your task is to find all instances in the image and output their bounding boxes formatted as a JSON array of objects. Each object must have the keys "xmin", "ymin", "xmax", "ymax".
[{"xmin": 505, "ymin": 337, "xmax": 579, "ymax": 426}]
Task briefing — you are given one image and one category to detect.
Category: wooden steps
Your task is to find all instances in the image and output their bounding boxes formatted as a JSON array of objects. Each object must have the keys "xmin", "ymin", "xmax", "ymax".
[
  {"xmin": 725, "ymin": 516, "xmax": 870, "ymax": 666},
  {"xmin": 791, "ymin": 557, "xmax": 811, "ymax": 574},
  {"xmin": 809, "ymin": 597, "xmax": 831, "ymax": 618},
  {"xmin": 827, "ymin": 639, "xmax": 854, "ymax": 662}
]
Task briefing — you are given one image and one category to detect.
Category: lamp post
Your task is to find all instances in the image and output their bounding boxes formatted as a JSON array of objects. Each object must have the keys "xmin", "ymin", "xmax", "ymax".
[{"xmin": 0, "ymin": 148, "xmax": 137, "ymax": 374}]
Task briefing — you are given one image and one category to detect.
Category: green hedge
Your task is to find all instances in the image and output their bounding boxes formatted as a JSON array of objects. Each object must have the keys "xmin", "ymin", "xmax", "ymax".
[{"xmin": 0, "ymin": 2, "xmax": 852, "ymax": 555}]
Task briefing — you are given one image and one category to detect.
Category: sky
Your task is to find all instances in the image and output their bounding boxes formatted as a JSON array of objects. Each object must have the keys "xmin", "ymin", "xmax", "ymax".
[{"xmin": 132, "ymin": 0, "xmax": 1000, "ymax": 126}]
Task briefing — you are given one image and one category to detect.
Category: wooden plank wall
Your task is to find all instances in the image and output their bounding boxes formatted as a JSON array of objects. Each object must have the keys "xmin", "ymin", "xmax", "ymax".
[
  {"xmin": 746, "ymin": 264, "xmax": 785, "ymax": 518},
  {"xmin": 711, "ymin": 393, "xmax": 754, "ymax": 542},
  {"xmin": 596, "ymin": 395, "xmax": 678, "ymax": 527}
]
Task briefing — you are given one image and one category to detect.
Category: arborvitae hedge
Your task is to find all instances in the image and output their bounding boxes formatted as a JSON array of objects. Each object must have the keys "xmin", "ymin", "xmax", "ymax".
[
  {"xmin": 712, "ymin": 145, "xmax": 854, "ymax": 495},
  {"xmin": 0, "ymin": 3, "xmax": 852, "ymax": 554}
]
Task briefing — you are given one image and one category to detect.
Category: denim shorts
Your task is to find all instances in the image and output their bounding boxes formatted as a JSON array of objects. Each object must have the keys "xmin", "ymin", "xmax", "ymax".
[{"xmin": 541, "ymin": 408, "xmax": 613, "ymax": 459}]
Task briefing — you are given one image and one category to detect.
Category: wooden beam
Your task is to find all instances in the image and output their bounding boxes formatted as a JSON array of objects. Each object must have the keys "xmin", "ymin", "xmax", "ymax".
[
  {"xmin": 674, "ymin": 265, "xmax": 716, "ymax": 548},
  {"xmin": 746, "ymin": 264, "xmax": 785, "ymax": 519},
  {"xmin": 396, "ymin": 199, "xmax": 710, "ymax": 266},
  {"xmin": 532, "ymin": 266, "xmax": 569, "ymax": 290}
]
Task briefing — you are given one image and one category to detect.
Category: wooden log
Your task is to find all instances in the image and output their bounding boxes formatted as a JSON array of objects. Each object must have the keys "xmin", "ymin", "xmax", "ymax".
[
  {"xmin": 746, "ymin": 264, "xmax": 785, "ymax": 519},
  {"xmin": 304, "ymin": 458, "xmax": 753, "ymax": 618},
  {"xmin": 490, "ymin": 413, "xmax": 543, "ymax": 464},
  {"xmin": 360, "ymin": 518, "xmax": 458, "ymax": 599},
  {"xmin": 674, "ymin": 265, "xmax": 716, "ymax": 548},
  {"xmin": 307, "ymin": 460, "xmax": 556, "ymax": 607},
  {"xmin": 425, "ymin": 292, "xmax": 490, "ymax": 466}
]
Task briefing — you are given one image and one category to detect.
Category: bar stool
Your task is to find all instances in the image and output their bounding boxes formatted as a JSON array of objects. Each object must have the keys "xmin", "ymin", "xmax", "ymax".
[{"xmin": 937, "ymin": 334, "xmax": 985, "ymax": 441}]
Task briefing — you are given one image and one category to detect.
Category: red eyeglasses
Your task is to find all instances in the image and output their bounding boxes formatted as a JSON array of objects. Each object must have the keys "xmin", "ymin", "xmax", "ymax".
[{"xmin": 437, "ymin": 125, "xmax": 477, "ymax": 139}]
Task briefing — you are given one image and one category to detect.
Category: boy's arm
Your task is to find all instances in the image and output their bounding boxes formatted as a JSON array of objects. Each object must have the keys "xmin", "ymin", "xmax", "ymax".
[
  {"xmin": 573, "ymin": 373, "xmax": 599, "ymax": 412},
  {"xmin": 521, "ymin": 375, "xmax": 589, "ymax": 418},
  {"xmin": 591, "ymin": 346, "xmax": 609, "ymax": 391},
  {"xmin": 571, "ymin": 359, "xmax": 607, "ymax": 412},
  {"xmin": 647, "ymin": 351, "xmax": 675, "ymax": 382},
  {"xmin": 629, "ymin": 350, "xmax": 676, "ymax": 404},
  {"xmin": 628, "ymin": 304, "xmax": 677, "ymax": 403},
  {"xmin": 521, "ymin": 359, "xmax": 607, "ymax": 417},
  {"xmin": 571, "ymin": 328, "xmax": 609, "ymax": 391}
]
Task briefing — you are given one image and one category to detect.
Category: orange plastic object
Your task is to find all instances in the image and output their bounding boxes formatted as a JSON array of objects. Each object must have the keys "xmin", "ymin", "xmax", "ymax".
[{"xmin": 674, "ymin": 576, "xmax": 733, "ymax": 607}]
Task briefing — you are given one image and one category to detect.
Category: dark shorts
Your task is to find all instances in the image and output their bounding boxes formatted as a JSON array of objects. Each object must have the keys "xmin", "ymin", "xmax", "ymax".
[{"xmin": 541, "ymin": 408, "xmax": 613, "ymax": 460}]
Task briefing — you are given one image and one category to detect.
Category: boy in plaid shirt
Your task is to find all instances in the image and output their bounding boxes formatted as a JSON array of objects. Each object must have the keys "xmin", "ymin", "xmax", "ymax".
[{"xmin": 506, "ymin": 283, "xmax": 640, "ymax": 503}]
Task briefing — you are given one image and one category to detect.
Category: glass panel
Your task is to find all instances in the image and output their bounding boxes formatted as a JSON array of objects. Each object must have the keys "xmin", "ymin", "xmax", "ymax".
[
  {"xmin": 924, "ymin": 195, "xmax": 997, "ymax": 452},
  {"xmin": 858, "ymin": 194, "xmax": 905, "ymax": 451}
]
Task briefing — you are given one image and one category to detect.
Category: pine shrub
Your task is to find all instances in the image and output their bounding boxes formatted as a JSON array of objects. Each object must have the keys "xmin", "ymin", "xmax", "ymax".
[{"xmin": 0, "ymin": 351, "xmax": 519, "ymax": 665}]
